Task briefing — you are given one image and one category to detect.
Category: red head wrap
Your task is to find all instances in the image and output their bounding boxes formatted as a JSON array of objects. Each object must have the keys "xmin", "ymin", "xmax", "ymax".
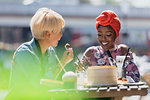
[{"xmin": 96, "ymin": 10, "xmax": 121, "ymax": 37}]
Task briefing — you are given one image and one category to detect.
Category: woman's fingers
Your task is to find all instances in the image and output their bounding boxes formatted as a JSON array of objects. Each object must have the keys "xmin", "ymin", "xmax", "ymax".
[
  {"xmin": 74, "ymin": 62, "xmax": 85, "ymax": 72},
  {"xmin": 118, "ymin": 44, "xmax": 129, "ymax": 55},
  {"xmin": 62, "ymin": 48, "xmax": 74, "ymax": 65}
]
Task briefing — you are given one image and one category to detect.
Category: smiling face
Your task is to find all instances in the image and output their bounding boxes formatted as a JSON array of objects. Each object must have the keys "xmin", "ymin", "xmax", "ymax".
[{"xmin": 97, "ymin": 25, "xmax": 116, "ymax": 50}]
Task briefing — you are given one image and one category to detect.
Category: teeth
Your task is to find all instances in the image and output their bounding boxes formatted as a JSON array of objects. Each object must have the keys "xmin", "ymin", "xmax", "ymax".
[{"xmin": 102, "ymin": 42, "xmax": 108, "ymax": 45}]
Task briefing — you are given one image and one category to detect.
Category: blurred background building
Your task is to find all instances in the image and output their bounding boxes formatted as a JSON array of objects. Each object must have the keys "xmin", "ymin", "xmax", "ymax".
[
  {"xmin": 0, "ymin": 0, "xmax": 150, "ymax": 98},
  {"xmin": 0, "ymin": 0, "xmax": 150, "ymax": 52}
]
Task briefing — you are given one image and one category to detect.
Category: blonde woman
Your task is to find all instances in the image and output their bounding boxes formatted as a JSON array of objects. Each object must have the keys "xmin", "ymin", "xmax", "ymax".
[{"xmin": 5, "ymin": 8, "xmax": 73, "ymax": 100}]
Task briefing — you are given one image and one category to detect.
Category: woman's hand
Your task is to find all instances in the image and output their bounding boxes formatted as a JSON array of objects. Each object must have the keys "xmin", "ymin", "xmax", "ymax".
[
  {"xmin": 54, "ymin": 48, "xmax": 73, "ymax": 80},
  {"xmin": 118, "ymin": 44, "xmax": 129, "ymax": 55},
  {"xmin": 74, "ymin": 62, "xmax": 85, "ymax": 72},
  {"xmin": 61, "ymin": 48, "xmax": 74, "ymax": 66}
]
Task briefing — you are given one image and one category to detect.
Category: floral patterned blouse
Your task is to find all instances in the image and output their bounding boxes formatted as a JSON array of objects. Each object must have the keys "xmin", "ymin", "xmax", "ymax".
[{"xmin": 81, "ymin": 45, "xmax": 140, "ymax": 82}]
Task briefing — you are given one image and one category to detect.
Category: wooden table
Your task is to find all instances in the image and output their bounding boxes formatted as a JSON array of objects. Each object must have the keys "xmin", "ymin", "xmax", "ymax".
[{"xmin": 48, "ymin": 83, "xmax": 149, "ymax": 100}]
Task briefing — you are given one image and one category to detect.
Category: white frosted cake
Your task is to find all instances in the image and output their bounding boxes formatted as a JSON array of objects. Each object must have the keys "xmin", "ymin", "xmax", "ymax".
[{"xmin": 87, "ymin": 66, "xmax": 117, "ymax": 85}]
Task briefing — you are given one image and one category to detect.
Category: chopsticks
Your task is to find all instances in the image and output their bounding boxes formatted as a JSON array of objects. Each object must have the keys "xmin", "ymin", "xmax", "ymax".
[
  {"xmin": 65, "ymin": 43, "xmax": 86, "ymax": 71},
  {"xmin": 122, "ymin": 48, "xmax": 130, "ymax": 68},
  {"xmin": 106, "ymin": 50, "xmax": 117, "ymax": 67},
  {"xmin": 122, "ymin": 48, "xmax": 130, "ymax": 78},
  {"xmin": 51, "ymin": 48, "xmax": 66, "ymax": 80},
  {"xmin": 53, "ymin": 43, "xmax": 85, "ymax": 80},
  {"xmin": 73, "ymin": 46, "xmax": 86, "ymax": 72}
]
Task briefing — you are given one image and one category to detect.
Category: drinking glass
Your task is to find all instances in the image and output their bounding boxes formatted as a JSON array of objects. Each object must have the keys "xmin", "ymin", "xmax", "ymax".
[{"xmin": 116, "ymin": 56, "xmax": 126, "ymax": 78}]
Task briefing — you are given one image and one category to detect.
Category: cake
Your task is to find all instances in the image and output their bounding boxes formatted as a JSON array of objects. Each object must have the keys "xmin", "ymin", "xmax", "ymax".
[{"xmin": 87, "ymin": 66, "xmax": 117, "ymax": 85}]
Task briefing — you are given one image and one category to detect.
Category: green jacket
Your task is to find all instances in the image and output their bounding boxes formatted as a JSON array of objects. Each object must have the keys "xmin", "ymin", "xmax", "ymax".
[{"xmin": 6, "ymin": 38, "xmax": 58, "ymax": 99}]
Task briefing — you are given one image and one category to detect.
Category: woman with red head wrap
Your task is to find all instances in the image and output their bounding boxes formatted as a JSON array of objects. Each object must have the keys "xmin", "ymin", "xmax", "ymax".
[
  {"xmin": 78, "ymin": 10, "xmax": 140, "ymax": 85},
  {"xmin": 96, "ymin": 10, "xmax": 121, "ymax": 38}
]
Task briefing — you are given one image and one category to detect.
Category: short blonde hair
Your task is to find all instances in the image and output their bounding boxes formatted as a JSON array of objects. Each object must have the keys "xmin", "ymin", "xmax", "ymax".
[{"xmin": 30, "ymin": 8, "xmax": 65, "ymax": 39}]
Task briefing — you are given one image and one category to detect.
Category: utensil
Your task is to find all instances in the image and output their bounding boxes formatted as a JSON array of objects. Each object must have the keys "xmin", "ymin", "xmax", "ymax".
[
  {"xmin": 122, "ymin": 48, "xmax": 130, "ymax": 78},
  {"xmin": 106, "ymin": 50, "xmax": 117, "ymax": 67},
  {"xmin": 51, "ymin": 48, "xmax": 66, "ymax": 80}
]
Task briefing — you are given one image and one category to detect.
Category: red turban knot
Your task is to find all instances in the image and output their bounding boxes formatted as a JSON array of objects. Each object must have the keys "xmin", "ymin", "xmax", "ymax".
[{"xmin": 96, "ymin": 10, "xmax": 121, "ymax": 37}]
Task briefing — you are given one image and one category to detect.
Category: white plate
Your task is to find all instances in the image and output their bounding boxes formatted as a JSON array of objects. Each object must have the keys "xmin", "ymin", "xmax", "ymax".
[
  {"xmin": 120, "ymin": 82, "xmax": 146, "ymax": 86},
  {"xmin": 85, "ymin": 82, "xmax": 146, "ymax": 87},
  {"xmin": 85, "ymin": 83, "xmax": 119, "ymax": 87}
]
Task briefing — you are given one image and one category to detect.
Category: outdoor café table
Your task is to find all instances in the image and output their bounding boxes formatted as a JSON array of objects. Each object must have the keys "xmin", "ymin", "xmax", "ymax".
[{"xmin": 48, "ymin": 82, "xmax": 149, "ymax": 100}]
